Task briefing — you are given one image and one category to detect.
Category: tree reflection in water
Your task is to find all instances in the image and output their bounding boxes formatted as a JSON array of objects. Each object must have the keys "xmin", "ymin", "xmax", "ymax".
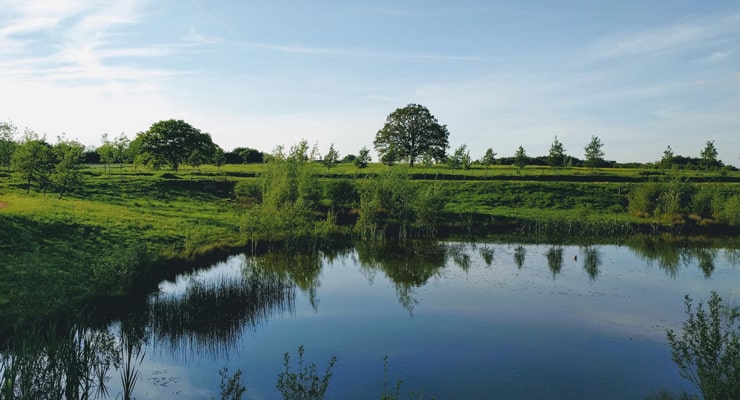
[
  {"xmin": 2, "ymin": 238, "xmax": 738, "ymax": 398},
  {"xmin": 513, "ymin": 245, "xmax": 526, "ymax": 269},
  {"xmin": 546, "ymin": 246, "xmax": 564, "ymax": 279},
  {"xmin": 582, "ymin": 246, "xmax": 601, "ymax": 280},
  {"xmin": 355, "ymin": 240, "xmax": 448, "ymax": 314}
]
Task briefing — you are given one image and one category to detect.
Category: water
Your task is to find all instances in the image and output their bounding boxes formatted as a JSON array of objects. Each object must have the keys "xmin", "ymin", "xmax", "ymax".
[{"xmin": 5, "ymin": 240, "xmax": 739, "ymax": 399}]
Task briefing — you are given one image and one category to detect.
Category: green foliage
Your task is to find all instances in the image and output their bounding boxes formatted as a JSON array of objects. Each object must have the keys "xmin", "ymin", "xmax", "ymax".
[
  {"xmin": 374, "ymin": 104, "xmax": 450, "ymax": 167},
  {"xmin": 447, "ymin": 144, "xmax": 471, "ymax": 170},
  {"xmin": 12, "ymin": 131, "xmax": 55, "ymax": 194},
  {"xmin": 322, "ymin": 143, "xmax": 340, "ymax": 172},
  {"xmin": 138, "ymin": 119, "xmax": 216, "ymax": 171},
  {"xmin": 276, "ymin": 345, "xmax": 336, "ymax": 400},
  {"xmin": 354, "ymin": 146, "xmax": 371, "ymax": 169},
  {"xmin": 584, "ymin": 135, "xmax": 605, "ymax": 170},
  {"xmin": 0, "ymin": 121, "xmax": 18, "ymax": 175},
  {"xmin": 325, "ymin": 179, "xmax": 358, "ymax": 211},
  {"xmin": 355, "ymin": 169, "xmax": 440, "ymax": 239},
  {"xmin": 548, "ymin": 136, "xmax": 566, "ymax": 168},
  {"xmin": 480, "ymin": 148, "xmax": 496, "ymax": 169},
  {"xmin": 213, "ymin": 368, "xmax": 247, "ymax": 400},
  {"xmin": 700, "ymin": 141, "xmax": 721, "ymax": 171},
  {"xmin": 666, "ymin": 292, "xmax": 740, "ymax": 400},
  {"xmin": 513, "ymin": 145, "xmax": 527, "ymax": 173},
  {"xmin": 51, "ymin": 138, "xmax": 86, "ymax": 199}
]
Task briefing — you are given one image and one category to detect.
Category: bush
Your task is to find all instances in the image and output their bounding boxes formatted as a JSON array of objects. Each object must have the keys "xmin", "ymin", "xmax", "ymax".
[{"xmin": 666, "ymin": 292, "xmax": 740, "ymax": 400}]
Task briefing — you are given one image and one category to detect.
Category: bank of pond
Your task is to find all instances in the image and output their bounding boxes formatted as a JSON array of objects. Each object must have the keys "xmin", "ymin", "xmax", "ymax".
[{"xmin": 2, "ymin": 238, "xmax": 740, "ymax": 399}]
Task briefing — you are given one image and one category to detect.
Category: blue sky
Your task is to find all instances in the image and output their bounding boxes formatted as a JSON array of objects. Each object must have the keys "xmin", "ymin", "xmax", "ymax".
[{"xmin": 1, "ymin": 0, "xmax": 739, "ymax": 165}]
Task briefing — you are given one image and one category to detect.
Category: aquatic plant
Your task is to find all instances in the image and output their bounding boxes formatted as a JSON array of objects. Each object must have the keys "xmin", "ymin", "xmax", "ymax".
[
  {"xmin": 666, "ymin": 292, "xmax": 740, "ymax": 400},
  {"xmin": 276, "ymin": 345, "xmax": 337, "ymax": 400}
]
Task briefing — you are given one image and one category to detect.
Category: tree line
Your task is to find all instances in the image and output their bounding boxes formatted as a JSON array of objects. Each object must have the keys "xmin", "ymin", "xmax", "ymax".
[{"xmin": 0, "ymin": 105, "xmax": 734, "ymax": 196}]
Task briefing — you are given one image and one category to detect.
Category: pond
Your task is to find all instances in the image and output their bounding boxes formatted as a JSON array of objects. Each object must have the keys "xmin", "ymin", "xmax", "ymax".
[{"xmin": 4, "ymin": 239, "xmax": 740, "ymax": 399}]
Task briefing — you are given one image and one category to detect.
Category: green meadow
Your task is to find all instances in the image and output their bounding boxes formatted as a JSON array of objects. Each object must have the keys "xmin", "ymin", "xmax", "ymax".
[{"xmin": 1, "ymin": 161, "xmax": 739, "ymax": 326}]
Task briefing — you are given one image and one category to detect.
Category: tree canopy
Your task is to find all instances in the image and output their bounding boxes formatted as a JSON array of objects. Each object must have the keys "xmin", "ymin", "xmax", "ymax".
[
  {"xmin": 548, "ymin": 136, "xmax": 566, "ymax": 168},
  {"xmin": 584, "ymin": 136, "xmax": 605, "ymax": 170},
  {"xmin": 137, "ymin": 119, "xmax": 216, "ymax": 171},
  {"xmin": 373, "ymin": 104, "xmax": 450, "ymax": 167}
]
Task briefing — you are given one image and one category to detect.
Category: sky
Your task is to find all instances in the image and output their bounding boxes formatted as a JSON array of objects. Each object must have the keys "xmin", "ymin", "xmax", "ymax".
[{"xmin": 1, "ymin": 0, "xmax": 739, "ymax": 165}]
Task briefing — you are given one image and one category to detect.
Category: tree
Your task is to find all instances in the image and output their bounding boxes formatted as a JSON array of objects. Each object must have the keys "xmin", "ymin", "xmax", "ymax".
[
  {"xmin": 0, "ymin": 121, "xmax": 18, "ymax": 176},
  {"xmin": 322, "ymin": 143, "xmax": 340, "ymax": 172},
  {"xmin": 213, "ymin": 145, "xmax": 226, "ymax": 173},
  {"xmin": 700, "ymin": 140, "xmax": 720, "ymax": 170},
  {"xmin": 373, "ymin": 104, "xmax": 450, "ymax": 167},
  {"xmin": 448, "ymin": 144, "xmax": 471, "ymax": 170},
  {"xmin": 354, "ymin": 146, "xmax": 371, "ymax": 169},
  {"xmin": 137, "ymin": 119, "xmax": 216, "ymax": 171},
  {"xmin": 97, "ymin": 133, "xmax": 117, "ymax": 175},
  {"xmin": 661, "ymin": 145, "xmax": 675, "ymax": 169},
  {"xmin": 51, "ymin": 138, "xmax": 85, "ymax": 199},
  {"xmin": 480, "ymin": 148, "xmax": 497, "ymax": 169},
  {"xmin": 112, "ymin": 133, "xmax": 130, "ymax": 179},
  {"xmin": 666, "ymin": 292, "xmax": 740, "ymax": 399},
  {"xmin": 513, "ymin": 145, "xmax": 527, "ymax": 174},
  {"xmin": 12, "ymin": 130, "xmax": 55, "ymax": 194},
  {"xmin": 548, "ymin": 136, "xmax": 566, "ymax": 168},
  {"xmin": 380, "ymin": 146, "xmax": 399, "ymax": 169},
  {"xmin": 584, "ymin": 135, "xmax": 605, "ymax": 170}
]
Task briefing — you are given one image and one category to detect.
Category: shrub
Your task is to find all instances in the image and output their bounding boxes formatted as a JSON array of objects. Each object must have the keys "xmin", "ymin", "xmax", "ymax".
[{"xmin": 666, "ymin": 292, "xmax": 740, "ymax": 400}]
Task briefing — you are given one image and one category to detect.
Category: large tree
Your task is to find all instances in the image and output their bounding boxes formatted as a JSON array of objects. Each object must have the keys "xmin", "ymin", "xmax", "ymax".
[
  {"xmin": 584, "ymin": 135, "xmax": 605, "ymax": 170},
  {"xmin": 373, "ymin": 104, "xmax": 450, "ymax": 167},
  {"xmin": 137, "ymin": 119, "xmax": 216, "ymax": 171}
]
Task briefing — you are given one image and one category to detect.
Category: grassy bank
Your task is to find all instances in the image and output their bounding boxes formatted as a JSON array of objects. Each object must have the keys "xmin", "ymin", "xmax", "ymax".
[{"xmin": 1, "ymin": 162, "xmax": 739, "ymax": 324}]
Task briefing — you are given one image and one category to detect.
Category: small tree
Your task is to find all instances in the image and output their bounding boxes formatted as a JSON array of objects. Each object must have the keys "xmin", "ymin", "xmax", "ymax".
[
  {"xmin": 113, "ymin": 133, "xmax": 130, "ymax": 180},
  {"xmin": 584, "ymin": 135, "xmax": 605, "ymax": 171},
  {"xmin": 0, "ymin": 121, "xmax": 18, "ymax": 176},
  {"xmin": 51, "ymin": 138, "xmax": 86, "ymax": 199},
  {"xmin": 513, "ymin": 145, "xmax": 527, "ymax": 174},
  {"xmin": 666, "ymin": 291, "xmax": 740, "ymax": 399},
  {"xmin": 700, "ymin": 140, "xmax": 720, "ymax": 170},
  {"xmin": 12, "ymin": 130, "xmax": 55, "ymax": 194},
  {"xmin": 213, "ymin": 146, "xmax": 226, "ymax": 173},
  {"xmin": 354, "ymin": 146, "xmax": 371, "ymax": 169},
  {"xmin": 661, "ymin": 145, "xmax": 675, "ymax": 169},
  {"xmin": 447, "ymin": 144, "xmax": 470, "ymax": 170},
  {"xmin": 322, "ymin": 143, "xmax": 340, "ymax": 172},
  {"xmin": 548, "ymin": 136, "xmax": 566, "ymax": 168},
  {"xmin": 97, "ymin": 133, "xmax": 117, "ymax": 176},
  {"xmin": 480, "ymin": 148, "xmax": 496, "ymax": 169}
]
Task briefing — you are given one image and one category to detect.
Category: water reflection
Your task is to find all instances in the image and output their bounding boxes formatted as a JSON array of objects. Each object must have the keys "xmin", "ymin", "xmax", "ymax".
[
  {"xmin": 3, "ymin": 238, "xmax": 740, "ymax": 399},
  {"xmin": 514, "ymin": 245, "xmax": 526, "ymax": 269},
  {"xmin": 546, "ymin": 247, "xmax": 564, "ymax": 278},
  {"xmin": 148, "ymin": 265, "xmax": 294, "ymax": 359},
  {"xmin": 583, "ymin": 247, "xmax": 601, "ymax": 280},
  {"xmin": 355, "ymin": 241, "xmax": 448, "ymax": 313}
]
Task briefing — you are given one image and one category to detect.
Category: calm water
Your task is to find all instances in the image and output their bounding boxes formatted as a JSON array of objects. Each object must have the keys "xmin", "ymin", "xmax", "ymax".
[{"xmin": 114, "ymin": 240, "xmax": 739, "ymax": 399}]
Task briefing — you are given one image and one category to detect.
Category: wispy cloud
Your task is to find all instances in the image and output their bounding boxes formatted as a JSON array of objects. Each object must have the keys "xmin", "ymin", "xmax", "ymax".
[
  {"xmin": 232, "ymin": 40, "xmax": 488, "ymax": 61},
  {"xmin": 592, "ymin": 13, "xmax": 740, "ymax": 59}
]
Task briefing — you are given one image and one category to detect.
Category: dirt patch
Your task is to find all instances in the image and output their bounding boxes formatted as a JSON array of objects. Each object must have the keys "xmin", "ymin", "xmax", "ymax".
[{"xmin": 0, "ymin": 202, "xmax": 7, "ymax": 209}]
